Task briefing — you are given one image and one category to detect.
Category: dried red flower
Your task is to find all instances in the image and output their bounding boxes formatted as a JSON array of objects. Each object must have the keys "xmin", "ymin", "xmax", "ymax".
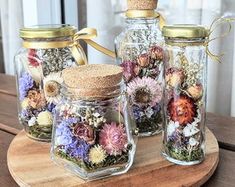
[
  {"xmin": 167, "ymin": 94, "xmax": 196, "ymax": 126},
  {"xmin": 28, "ymin": 49, "xmax": 40, "ymax": 67}
]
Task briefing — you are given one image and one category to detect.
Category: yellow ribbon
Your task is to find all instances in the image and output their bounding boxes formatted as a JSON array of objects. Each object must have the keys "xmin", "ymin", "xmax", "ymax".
[
  {"xmin": 22, "ymin": 28, "xmax": 116, "ymax": 65},
  {"xmin": 205, "ymin": 17, "xmax": 235, "ymax": 63},
  {"xmin": 125, "ymin": 10, "xmax": 165, "ymax": 30}
]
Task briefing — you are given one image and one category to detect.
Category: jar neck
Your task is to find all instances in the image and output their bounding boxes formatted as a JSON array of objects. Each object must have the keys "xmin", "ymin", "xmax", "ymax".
[
  {"xmin": 125, "ymin": 17, "xmax": 159, "ymax": 28},
  {"xmin": 165, "ymin": 37, "xmax": 206, "ymax": 46}
]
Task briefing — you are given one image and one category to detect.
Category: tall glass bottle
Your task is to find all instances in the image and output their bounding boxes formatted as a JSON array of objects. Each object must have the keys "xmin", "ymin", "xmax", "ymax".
[
  {"xmin": 162, "ymin": 25, "xmax": 208, "ymax": 165},
  {"xmin": 115, "ymin": 0, "xmax": 164, "ymax": 136}
]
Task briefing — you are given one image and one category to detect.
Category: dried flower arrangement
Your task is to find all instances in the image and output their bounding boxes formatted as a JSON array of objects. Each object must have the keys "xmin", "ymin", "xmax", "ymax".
[
  {"xmin": 120, "ymin": 44, "xmax": 164, "ymax": 135},
  {"xmin": 18, "ymin": 48, "xmax": 76, "ymax": 141},
  {"xmin": 52, "ymin": 65, "xmax": 135, "ymax": 174},
  {"xmin": 115, "ymin": 17, "xmax": 164, "ymax": 136},
  {"xmin": 164, "ymin": 52, "xmax": 205, "ymax": 162}
]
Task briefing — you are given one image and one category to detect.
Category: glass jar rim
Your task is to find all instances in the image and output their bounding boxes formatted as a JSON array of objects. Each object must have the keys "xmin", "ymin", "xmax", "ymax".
[
  {"xmin": 20, "ymin": 24, "xmax": 77, "ymax": 39},
  {"xmin": 162, "ymin": 24, "xmax": 208, "ymax": 39}
]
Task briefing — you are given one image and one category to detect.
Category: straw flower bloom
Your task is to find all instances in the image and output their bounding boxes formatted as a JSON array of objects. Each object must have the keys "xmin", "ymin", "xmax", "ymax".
[
  {"xmin": 89, "ymin": 145, "xmax": 107, "ymax": 164},
  {"xmin": 99, "ymin": 122, "xmax": 127, "ymax": 156},
  {"xmin": 127, "ymin": 77, "xmax": 162, "ymax": 107},
  {"xmin": 43, "ymin": 72, "xmax": 63, "ymax": 104}
]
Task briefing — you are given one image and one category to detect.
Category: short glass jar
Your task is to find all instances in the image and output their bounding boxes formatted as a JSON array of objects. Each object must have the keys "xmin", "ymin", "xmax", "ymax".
[
  {"xmin": 51, "ymin": 65, "xmax": 137, "ymax": 180},
  {"xmin": 162, "ymin": 25, "xmax": 208, "ymax": 165},
  {"xmin": 115, "ymin": 17, "xmax": 164, "ymax": 137},
  {"xmin": 14, "ymin": 24, "xmax": 81, "ymax": 141}
]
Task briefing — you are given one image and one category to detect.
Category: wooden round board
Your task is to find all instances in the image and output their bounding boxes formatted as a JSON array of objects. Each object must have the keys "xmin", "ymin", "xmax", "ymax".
[{"xmin": 7, "ymin": 128, "xmax": 219, "ymax": 187}]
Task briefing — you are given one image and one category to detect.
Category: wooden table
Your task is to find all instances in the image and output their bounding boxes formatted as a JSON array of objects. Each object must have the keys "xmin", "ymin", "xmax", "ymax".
[{"xmin": 0, "ymin": 73, "xmax": 235, "ymax": 187}]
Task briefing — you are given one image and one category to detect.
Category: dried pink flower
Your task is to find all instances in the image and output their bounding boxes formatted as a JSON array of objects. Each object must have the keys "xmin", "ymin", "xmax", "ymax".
[
  {"xmin": 99, "ymin": 122, "xmax": 127, "ymax": 156},
  {"xmin": 127, "ymin": 77, "xmax": 163, "ymax": 107},
  {"xmin": 187, "ymin": 84, "xmax": 203, "ymax": 100},
  {"xmin": 149, "ymin": 46, "xmax": 164, "ymax": 61},
  {"xmin": 121, "ymin": 60, "xmax": 139, "ymax": 82},
  {"xmin": 73, "ymin": 122, "xmax": 95, "ymax": 144},
  {"xmin": 137, "ymin": 53, "xmax": 150, "ymax": 67},
  {"xmin": 165, "ymin": 68, "xmax": 185, "ymax": 88}
]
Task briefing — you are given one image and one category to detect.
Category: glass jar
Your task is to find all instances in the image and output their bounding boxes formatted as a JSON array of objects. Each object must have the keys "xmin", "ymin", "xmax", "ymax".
[
  {"xmin": 115, "ymin": 16, "xmax": 164, "ymax": 137},
  {"xmin": 162, "ymin": 25, "xmax": 208, "ymax": 165},
  {"xmin": 14, "ymin": 24, "xmax": 82, "ymax": 142},
  {"xmin": 51, "ymin": 65, "xmax": 137, "ymax": 180}
]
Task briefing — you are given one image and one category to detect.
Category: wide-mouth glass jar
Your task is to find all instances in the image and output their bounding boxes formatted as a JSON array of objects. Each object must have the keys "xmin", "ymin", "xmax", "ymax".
[
  {"xmin": 115, "ymin": 9, "xmax": 164, "ymax": 136},
  {"xmin": 51, "ymin": 65, "xmax": 137, "ymax": 180},
  {"xmin": 14, "ymin": 24, "xmax": 83, "ymax": 142},
  {"xmin": 162, "ymin": 25, "xmax": 208, "ymax": 165}
]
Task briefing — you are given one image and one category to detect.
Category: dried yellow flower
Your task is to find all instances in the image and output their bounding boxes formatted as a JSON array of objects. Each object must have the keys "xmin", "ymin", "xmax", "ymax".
[
  {"xmin": 37, "ymin": 111, "xmax": 53, "ymax": 126},
  {"xmin": 89, "ymin": 145, "xmax": 107, "ymax": 164}
]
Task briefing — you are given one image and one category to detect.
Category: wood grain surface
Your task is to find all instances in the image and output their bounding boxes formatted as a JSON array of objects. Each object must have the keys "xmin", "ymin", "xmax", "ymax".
[
  {"xmin": 207, "ymin": 113, "xmax": 235, "ymax": 151},
  {"xmin": 0, "ymin": 73, "xmax": 17, "ymax": 96},
  {"xmin": 0, "ymin": 93, "xmax": 20, "ymax": 131},
  {"xmin": 204, "ymin": 148, "xmax": 235, "ymax": 187},
  {"xmin": 7, "ymin": 128, "xmax": 218, "ymax": 187},
  {"xmin": 0, "ymin": 131, "xmax": 18, "ymax": 187}
]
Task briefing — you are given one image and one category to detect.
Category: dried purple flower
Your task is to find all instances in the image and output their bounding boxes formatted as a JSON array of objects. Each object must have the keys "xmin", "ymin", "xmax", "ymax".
[
  {"xmin": 65, "ymin": 139, "xmax": 90, "ymax": 161},
  {"xmin": 132, "ymin": 104, "xmax": 161, "ymax": 122},
  {"xmin": 55, "ymin": 117, "xmax": 79, "ymax": 145},
  {"xmin": 19, "ymin": 72, "xmax": 34, "ymax": 100}
]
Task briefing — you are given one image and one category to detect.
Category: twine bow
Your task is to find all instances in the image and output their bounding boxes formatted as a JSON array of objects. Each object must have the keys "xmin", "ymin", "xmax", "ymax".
[
  {"xmin": 125, "ymin": 10, "xmax": 165, "ymax": 30},
  {"xmin": 205, "ymin": 17, "xmax": 235, "ymax": 63},
  {"xmin": 22, "ymin": 28, "xmax": 116, "ymax": 65}
]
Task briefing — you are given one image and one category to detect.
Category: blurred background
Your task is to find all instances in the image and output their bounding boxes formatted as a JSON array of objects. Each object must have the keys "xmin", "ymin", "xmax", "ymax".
[{"xmin": 0, "ymin": 0, "xmax": 235, "ymax": 117}]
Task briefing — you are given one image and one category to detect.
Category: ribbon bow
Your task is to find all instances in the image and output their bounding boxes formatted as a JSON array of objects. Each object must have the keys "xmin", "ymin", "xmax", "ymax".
[
  {"xmin": 205, "ymin": 17, "xmax": 235, "ymax": 63},
  {"xmin": 71, "ymin": 28, "xmax": 116, "ymax": 65},
  {"xmin": 22, "ymin": 28, "xmax": 116, "ymax": 65}
]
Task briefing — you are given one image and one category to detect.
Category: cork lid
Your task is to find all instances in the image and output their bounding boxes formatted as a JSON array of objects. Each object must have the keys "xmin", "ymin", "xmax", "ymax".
[
  {"xmin": 62, "ymin": 64, "xmax": 123, "ymax": 99},
  {"xmin": 127, "ymin": 0, "xmax": 157, "ymax": 10}
]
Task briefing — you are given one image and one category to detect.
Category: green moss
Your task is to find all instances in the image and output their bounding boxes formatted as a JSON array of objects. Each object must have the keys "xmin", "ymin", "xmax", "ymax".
[
  {"xmin": 28, "ymin": 125, "xmax": 52, "ymax": 140},
  {"xmin": 56, "ymin": 150, "xmax": 88, "ymax": 169},
  {"xmin": 165, "ymin": 142, "xmax": 203, "ymax": 162},
  {"xmin": 137, "ymin": 111, "xmax": 162, "ymax": 134},
  {"xmin": 56, "ymin": 149, "xmax": 129, "ymax": 172}
]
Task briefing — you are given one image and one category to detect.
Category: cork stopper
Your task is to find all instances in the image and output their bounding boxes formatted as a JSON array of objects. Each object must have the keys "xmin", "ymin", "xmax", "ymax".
[
  {"xmin": 127, "ymin": 0, "xmax": 157, "ymax": 10},
  {"xmin": 62, "ymin": 64, "xmax": 123, "ymax": 99}
]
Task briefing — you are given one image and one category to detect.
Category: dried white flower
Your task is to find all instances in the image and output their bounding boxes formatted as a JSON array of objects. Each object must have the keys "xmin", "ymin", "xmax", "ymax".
[
  {"xmin": 189, "ymin": 137, "xmax": 199, "ymax": 146},
  {"xmin": 183, "ymin": 123, "xmax": 200, "ymax": 137},
  {"xmin": 28, "ymin": 117, "xmax": 37, "ymax": 127},
  {"xmin": 167, "ymin": 121, "xmax": 179, "ymax": 137},
  {"xmin": 145, "ymin": 106, "xmax": 154, "ymax": 118}
]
